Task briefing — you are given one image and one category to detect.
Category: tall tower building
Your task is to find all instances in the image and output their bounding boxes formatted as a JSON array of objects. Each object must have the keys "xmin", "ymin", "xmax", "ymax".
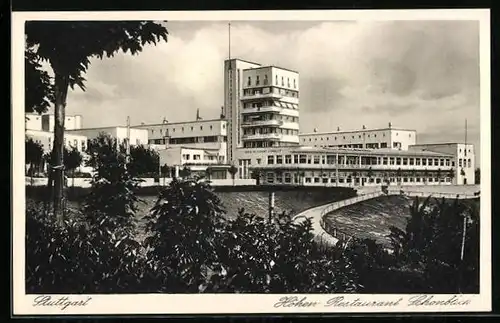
[
  {"xmin": 240, "ymin": 66, "xmax": 300, "ymax": 148},
  {"xmin": 223, "ymin": 59, "xmax": 261, "ymax": 163}
]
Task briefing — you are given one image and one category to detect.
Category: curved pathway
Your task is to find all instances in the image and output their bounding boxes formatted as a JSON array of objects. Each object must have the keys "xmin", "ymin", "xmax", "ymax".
[{"xmin": 293, "ymin": 184, "xmax": 480, "ymax": 246}]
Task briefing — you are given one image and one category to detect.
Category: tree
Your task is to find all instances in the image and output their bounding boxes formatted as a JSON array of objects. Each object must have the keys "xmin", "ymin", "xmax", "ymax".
[
  {"xmin": 25, "ymin": 21, "xmax": 168, "ymax": 224},
  {"xmin": 25, "ymin": 48, "xmax": 54, "ymax": 114},
  {"xmin": 129, "ymin": 145, "xmax": 160, "ymax": 178},
  {"xmin": 205, "ymin": 167, "xmax": 213, "ymax": 181},
  {"xmin": 448, "ymin": 168, "xmax": 456, "ymax": 184},
  {"xmin": 436, "ymin": 168, "xmax": 442, "ymax": 184},
  {"xmin": 83, "ymin": 133, "xmax": 141, "ymax": 234},
  {"xmin": 250, "ymin": 169, "xmax": 262, "ymax": 185},
  {"xmin": 228, "ymin": 165, "xmax": 238, "ymax": 186},
  {"xmin": 64, "ymin": 147, "xmax": 83, "ymax": 187},
  {"xmin": 143, "ymin": 178, "xmax": 226, "ymax": 292},
  {"xmin": 388, "ymin": 196, "xmax": 480, "ymax": 293},
  {"xmin": 179, "ymin": 166, "xmax": 191, "ymax": 179},
  {"xmin": 396, "ymin": 168, "xmax": 402, "ymax": 185},
  {"xmin": 25, "ymin": 138, "xmax": 44, "ymax": 185}
]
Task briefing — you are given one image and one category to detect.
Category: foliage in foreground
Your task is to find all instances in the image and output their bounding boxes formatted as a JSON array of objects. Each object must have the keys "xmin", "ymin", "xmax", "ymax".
[{"xmin": 25, "ymin": 138, "xmax": 480, "ymax": 294}]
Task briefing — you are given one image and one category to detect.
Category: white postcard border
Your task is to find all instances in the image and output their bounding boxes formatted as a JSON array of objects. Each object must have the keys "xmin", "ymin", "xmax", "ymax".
[{"xmin": 11, "ymin": 9, "xmax": 492, "ymax": 315}]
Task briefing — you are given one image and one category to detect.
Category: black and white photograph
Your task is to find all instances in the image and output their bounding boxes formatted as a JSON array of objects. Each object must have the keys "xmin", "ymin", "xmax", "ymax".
[{"xmin": 12, "ymin": 9, "xmax": 491, "ymax": 315}]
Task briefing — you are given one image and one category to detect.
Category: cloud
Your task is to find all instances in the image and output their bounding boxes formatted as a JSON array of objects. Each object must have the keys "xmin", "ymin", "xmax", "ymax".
[{"xmin": 51, "ymin": 20, "xmax": 480, "ymax": 161}]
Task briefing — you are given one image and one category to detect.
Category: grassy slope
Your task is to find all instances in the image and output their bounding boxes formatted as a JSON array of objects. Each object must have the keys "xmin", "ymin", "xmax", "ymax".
[{"xmin": 323, "ymin": 195, "xmax": 480, "ymax": 246}]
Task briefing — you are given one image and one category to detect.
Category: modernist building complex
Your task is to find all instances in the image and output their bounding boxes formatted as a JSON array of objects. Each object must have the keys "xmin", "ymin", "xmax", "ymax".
[{"xmin": 25, "ymin": 58, "xmax": 476, "ymax": 186}]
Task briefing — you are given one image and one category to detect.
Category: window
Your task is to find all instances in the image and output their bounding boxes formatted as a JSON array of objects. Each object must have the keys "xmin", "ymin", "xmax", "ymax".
[
  {"xmin": 459, "ymin": 159, "xmax": 463, "ymax": 167},
  {"xmin": 383, "ymin": 157, "xmax": 388, "ymax": 165},
  {"xmin": 422, "ymin": 158, "xmax": 427, "ymax": 166},
  {"xmin": 210, "ymin": 125, "xmax": 213, "ymax": 130},
  {"xmin": 389, "ymin": 157, "xmax": 395, "ymax": 165},
  {"xmin": 191, "ymin": 127, "xmax": 194, "ymax": 131},
  {"xmin": 313, "ymin": 156, "xmax": 320, "ymax": 164},
  {"xmin": 268, "ymin": 155, "xmax": 274, "ymax": 164},
  {"xmin": 381, "ymin": 142, "xmax": 388, "ymax": 148},
  {"xmin": 446, "ymin": 159, "xmax": 450, "ymax": 166},
  {"xmin": 396, "ymin": 158, "xmax": 401, "ymax": 165},
  {"xmin": 440, "ymin": 159, "xmax": 444, "ymax": 166},
  {"xmin": 266, "ymin": 172, "xmax": 274, "ymax": 183},
  {"xmin": 299, "ymin": 155, "xmax": 307, "ymax": 164},
  {"xmin": 416, "ymin": 158, "xmax": 421, "ymax": 166},
  {"xmin": 256, "ymin": 158, "xmax": 261, "ymax": 164},
  {"xmin": 285, "ymin": 173, "xmax": 292, "ymax": 183},
  {"xmin": 402, "ymin": 158, "xmax": 408, "ymax": 166},
  {"xmin": 293, "ymin": 155, "xmax": 299, "ymax": 163},
  {"xmin": 276, "ymin": 172, "xmax": 283, "ymax": 183},
  {"xmin": 281, "ymin": 76, "xmax": 284, "ymax": 86},
  {"xmin": 275, "ymin": 75, "xmax": 278, "ymax": 85},
  {"xmin": 293, "ymin": 79, "xmax": 296, "ymax": 88},
  {"xmin": 200, "ymin": 126, "xmax": 203, "ymax": 130},
  {"xmin": 276, "ymin": 155, "xmax": 283, "ymax": 164},
  {"xmin": 468, "ymin": 159, "xmax": 471, "ymax": 167},
  {"xmin": 247, "ymin": 76, "xmax": 251, "ymax": 86},
  {"xmin": 409, "ymin": 158, "xmax": 414, "ymax": 166},
  {"xmin": 285, "ymin": 155, "xmax": 292, "ymax": 164}
]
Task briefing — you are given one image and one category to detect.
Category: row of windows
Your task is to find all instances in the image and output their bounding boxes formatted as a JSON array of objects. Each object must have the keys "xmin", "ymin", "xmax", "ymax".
[
  {"xmin": 265, "ymin": 172, "xmax": 452, "ymax": 184},
  {"xmin": 243, "ymin": 128, "xmax": 299, "ymax": 136},
  {"xmin": 303, "ymin": 132, "xmax": 411, "ymax": 141},
  {"xmin": 150, "ymin": 124, "xmax": 225, "ymax": 135},
  {"xmin": 243, "ymin": 87, "xmax": 299, "ymax": 99},
  {"xmin": 313, "ymin": 142, "xmax": 399, "ymax": 149},
  {"xmin": 244, "ymin": 101, "xmax": 298, "ymax": 110},
  {"xmin": 267, "ymin": 154, "xmax": 453, "ymax": 167},
  {"xmin": 242, "ymin": 141, "xmax": 299, "ymax": 148},
  {"xmin": 247, "ymin": 75, "xmax": 297, "ymax": 89},
  {"xmin": 243, "ymin": 114, "xmax": 299, "ymax": 123},
  {"xmin": 458, "ymin": 158, "xmax": 472, "ymax": 168},
  {"xmin": 149, "ymin": 135, "xmax": 227, "ymax": 145}
]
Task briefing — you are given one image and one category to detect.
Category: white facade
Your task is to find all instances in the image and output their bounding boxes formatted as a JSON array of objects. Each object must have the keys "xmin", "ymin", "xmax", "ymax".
[
  {"xmin": 409, "ymin": 143, "xmax": 475, "ymax": 185},
  {"xmin": 223, "ymin": 59, "xmax": 262, "ymax": 164},
  {"xmin": 67, "ymin": 127, "xmax": 148, "ymax": 146},
  {"xmin": 299, "ymin": 125, "xmax": 417, "ymax": 150},
  {"xmin": 25, "ymin": 113, "xmax": 83, "ymax": 132},
  {"xmin": 26, "ymin": 129, "xmax": 88, "ymax": 153},
  {"xmin": 241, "ymin": 66, "xmax": 300, "ymax": 149},
  {"xmin": 25, "ymin": 113, "xmax": 43, "ymax": 131},
  {"xmin": 40, "ymin": 114, "xmax": 83, "ymax": 132},
  {"xmin": 237, "ymin": 146, "xmax": 455, "ymax": 187},
  {"xmin": 158, "ymin": 146, "xmax": 229, "ymax": 179},
  {"xmin": 132, "ymin": 119, "xmax": 228, "ymax": 163}
]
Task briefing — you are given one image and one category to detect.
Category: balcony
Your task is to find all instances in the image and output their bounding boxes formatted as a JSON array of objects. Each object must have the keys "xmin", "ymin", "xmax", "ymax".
[
  {"xmin": 241, "ymin": 105, "xmax": 283, "ymax": 114},
  {"xmin": 241, "ymin": 92, "xmax": 283, "ymax": 101},
  {"xmin": 241, "ymin": 119, "xmax": 284, "ymax": 127},
  {"xmin": 242, "ymin": 133, "xmax": 282, "ymax": 141}
]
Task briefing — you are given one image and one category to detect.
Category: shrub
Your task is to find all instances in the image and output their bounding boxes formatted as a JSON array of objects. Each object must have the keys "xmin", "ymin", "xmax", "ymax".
[
  {"xmin": 143, "ymin": 178, "xmax": 226, "ymax": 292},
  {"xmin": 25, "ymin": 202, "xmax": 146, "ymax": 293}
]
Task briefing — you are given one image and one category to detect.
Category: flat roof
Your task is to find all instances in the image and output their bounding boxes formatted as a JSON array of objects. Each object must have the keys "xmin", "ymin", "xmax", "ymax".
[
  {"xmin": 410, "ymin": 142, "xmax": 472, "ymax": 146},
  {"xmin": 66, "ymin": 126, "xmax": 147, "ymax": 131},
  {"xmin": 287, "ymin": 146, "xmax": 453, "ymax": 157},
  {"xmin": 132, "ymin": 118, "xmax": 226, "ymax": 128},
  {"xmin": 225, "ymin": 58, "xmax": 261, "ymax": 66},
  {"xmin": 242, "ymin": 65, "xmax": 299, "ymax": 74},
  {"xmin": 299, "ymin": 127, "xmax": 417, "ymax": 136}
]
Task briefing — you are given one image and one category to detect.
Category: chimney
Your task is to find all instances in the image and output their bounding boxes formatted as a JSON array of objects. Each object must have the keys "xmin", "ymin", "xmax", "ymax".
[
  {"xmin": 388, "ymin": 122, "xmax": 392, "ymax": 128},
  {"xmin": 362, "ymin": 125, "xmax": 366, "ymax": 130},
  {"xmin": 337, "ymin": 127, "xmax": 340, "ymax": 131}
]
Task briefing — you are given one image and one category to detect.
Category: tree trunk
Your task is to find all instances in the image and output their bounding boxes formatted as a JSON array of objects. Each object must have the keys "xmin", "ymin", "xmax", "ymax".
[{"xmin": 52, "ymin": 71, "xmax": 70, "ymax": 225}]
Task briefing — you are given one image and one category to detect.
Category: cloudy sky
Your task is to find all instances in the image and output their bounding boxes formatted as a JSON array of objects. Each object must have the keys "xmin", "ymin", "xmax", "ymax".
[{"xmin": 60, "ymin": 20, "xmax": 481, "ymax": 159}]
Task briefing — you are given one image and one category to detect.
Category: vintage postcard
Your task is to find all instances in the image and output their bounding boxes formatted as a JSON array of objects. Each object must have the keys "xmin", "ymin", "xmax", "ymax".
[{"xmin": 12, "ymin": 9, "xmax": 491, "ymax": 315}]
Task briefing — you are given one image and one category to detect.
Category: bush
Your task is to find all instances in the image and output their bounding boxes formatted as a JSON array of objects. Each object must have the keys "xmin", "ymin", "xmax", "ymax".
[
  {"xmin": 210, "ymin": 210, "xmax": 359, "ymax": 293},
  {"xmin": 25, "ymin": 202, "xmax": 146, "ymax": 293}
]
